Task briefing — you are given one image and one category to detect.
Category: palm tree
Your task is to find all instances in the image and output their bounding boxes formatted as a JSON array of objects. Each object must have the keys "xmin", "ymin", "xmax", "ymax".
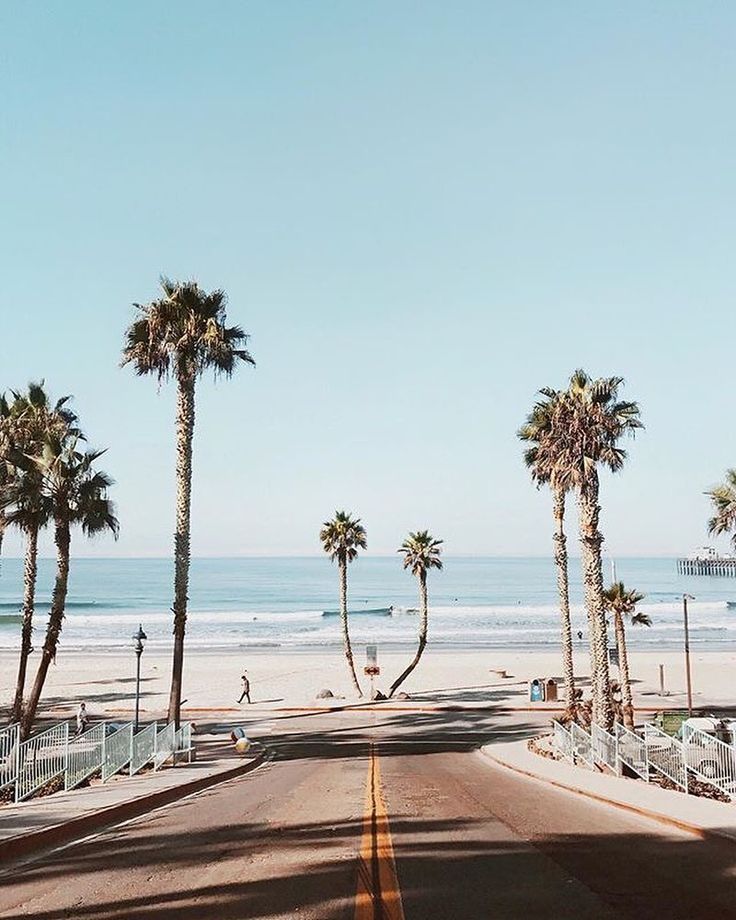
[
  {"xmin": 562, "ymin": 371, "xmax": 642, "ymax": 730},
  {"xmin": 604, "ymin": 582, "xmax": 650, "ymax": 729},
  {"xmin": 706, "ymin": 470, "xmax": 736, "ymax": 549},
  {"xmin": 519, "ymin": 389, "xmax": 576, "ymax": 714},
  {"xmin": 0, "ymin": 383, "xmax": 78, "ymax": 723},
  {"xmin": 319, "ymin": 511, "xmax": 366, "ymax": 697},
  {"xmin": 21, "ymin": 434, "xmax": 118, "ymax": 737},
  {"xmin": 122, "ymin": 278, "xmax": 254, "ymax": 726},
  {"xmin": 389, "ymin": 531, "xmax": 443, "ymax": 698}
]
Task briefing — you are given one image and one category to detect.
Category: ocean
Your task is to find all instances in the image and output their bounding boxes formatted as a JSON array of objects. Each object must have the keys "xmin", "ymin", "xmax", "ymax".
[{"xmin": 0, "ymin": 556, "xmax": 733, "ymax": 652}]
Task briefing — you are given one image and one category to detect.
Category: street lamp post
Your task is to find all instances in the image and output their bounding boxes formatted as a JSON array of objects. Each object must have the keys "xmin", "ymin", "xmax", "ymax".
[
  {"xmin": 682, "ymin": 594, "xmax": 695, "ymax": 717},
  {"xmin": 133, "ymin": 624, "xmax": 147, "ymax": 732}
]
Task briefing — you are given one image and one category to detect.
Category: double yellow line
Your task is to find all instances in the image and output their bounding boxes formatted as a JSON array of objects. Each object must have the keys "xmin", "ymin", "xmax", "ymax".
[{"xmin": 354, "ymin": 743, "xmax": 405, "ymax": 920}]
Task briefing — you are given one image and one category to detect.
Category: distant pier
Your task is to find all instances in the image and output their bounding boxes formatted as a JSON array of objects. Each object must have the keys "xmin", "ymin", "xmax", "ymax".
[{"xmin": 677, "ymin": 557, "xmax": 736, "ymax": 577}]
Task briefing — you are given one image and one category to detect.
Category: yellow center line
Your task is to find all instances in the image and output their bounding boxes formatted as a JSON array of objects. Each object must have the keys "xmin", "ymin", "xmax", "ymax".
[{"xmin": 355, "ymin": 742, "xmax": 405, "ymax": 920}]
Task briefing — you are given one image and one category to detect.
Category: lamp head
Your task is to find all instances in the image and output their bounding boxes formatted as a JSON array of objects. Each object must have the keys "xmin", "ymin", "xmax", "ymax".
[{"xmin": 133, "ymin": 624, "xmax": 147, "ymax": 646}]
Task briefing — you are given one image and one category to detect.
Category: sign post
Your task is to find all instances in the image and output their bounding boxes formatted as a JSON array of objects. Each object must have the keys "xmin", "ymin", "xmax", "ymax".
[{"xmin": 364, "ymin": 644, "xmax": 380, "ymax": 698}]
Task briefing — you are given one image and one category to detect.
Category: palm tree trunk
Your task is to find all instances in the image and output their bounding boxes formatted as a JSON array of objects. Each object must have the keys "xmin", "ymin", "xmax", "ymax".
[
  {"xmin": 11, "ymin": 525, "xmax": 38, "ymax": 723},
  {"xmin": 552, "ymin": 485, "xmax": 576, "ymax": 714},
  {"xmin": 577, "ymin": 470, "xmax": 614, "ymax": 730},
  {"xmin": 21, "ymin": 519, "xmax": 70, "ymax": 739},
  {"xmin": 168, "ymin": 377, "xmax": 195, "ymax": 727},
  {"xmin": 339, "ymin": 555, "xmax": 363, "ymax": 697},
  {"xmin": 614, "ymin": 610, "xmax": 634, "ymax": 729},
  {"xmin": 389, "ymin": 571, "xmax": 428, "ymax": 697}
]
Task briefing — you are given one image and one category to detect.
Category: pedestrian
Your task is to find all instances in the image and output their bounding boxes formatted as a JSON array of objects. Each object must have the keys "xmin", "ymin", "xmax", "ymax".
[
  {"xmin": 76, "ymin": 702, "xmax": 89, "ymax": 735},
  {"xmin": 237, "ymin": 670, "xmax": 251, "ymax": 704}
]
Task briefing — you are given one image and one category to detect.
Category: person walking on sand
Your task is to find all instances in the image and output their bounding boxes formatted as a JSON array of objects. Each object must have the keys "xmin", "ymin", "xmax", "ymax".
[
  {"xmin": 237, "ymin": 671, "xmax": 251, "ymax": 704},
  {"xmin": 76, "ymin": 702, "xmax": 89, "ymax": 735}
]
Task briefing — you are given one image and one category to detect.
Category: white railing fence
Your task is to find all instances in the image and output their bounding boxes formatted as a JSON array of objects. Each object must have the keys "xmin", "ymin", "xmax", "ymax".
[
  {"xmin": 681, "ymin": 725, "xmax": 736, "ymax": 797},
  {"xmin": 102, "ymin": 723, "xmax": 133, "ymax": 782},
  {"xmin": 154, "ymin": 722, "xmax": 176, "ymax": 770},
  {"xmin": 614, "ymin": 723, "xmax": 649, "ymax": 781},
  {"xmin": 644, "ymin": 724, "xmax": 689, "ymax": 792},
  {"xmin": 1, "ymin": 719, "xmax": 193, "ymax": 803},
  {"xmin": 570, "ymin": 722, "xmax": 593, "ymax": 767},
  {"xmin": 552, "ymin": 721, "xmax": 573, "ymax": 761},
  {"xmin": 0, "ymin": 723, "xmax": 20, "ymax": 792},
  {"xmin": 591, "ymin": 724, "xmax": 618, "ymax": 774},
  {"xmin": 16, "ymin": 722, "xmax": 69, "ymax": 802},
  {"xmin": 66, "ymin": 723, "xmax": 105, "ymax": 790},
  {"xmin": 131, "ymin": 722, "xmax": 158, "ymax": 776}
]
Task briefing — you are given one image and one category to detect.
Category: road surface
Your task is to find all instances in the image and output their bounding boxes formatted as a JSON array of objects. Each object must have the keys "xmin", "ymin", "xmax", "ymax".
[{"xmin": 1, "ymin": 705, "xmax": 735, "ymax": 918}]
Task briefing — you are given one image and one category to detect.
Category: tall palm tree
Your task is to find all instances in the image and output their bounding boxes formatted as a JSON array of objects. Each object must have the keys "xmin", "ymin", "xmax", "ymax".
[
  {"xmin": 562, "ymin": 371, "xmax": 642, "ymax": 730},
  {"xmin": 21, "ymin": 435, "xmax": 118, "ymax": 737},
  {"xmin": 706, "ymin": 470, "xmax": 736, "ymax": 550},
  {"xmin": 122, "ymin": 278, "xmax": 254, "ymax": 726},
  {"xmin": 0, "ymin": 383, "xmax": 78, "ymax": 723},
  {"xmin": 603, "ymin": 581, "xmax": 650, "ymax": 729},
  {"xmin": 519, "ymin": 389, "xmax": 576, "ymax": 714},
  {"xmin": 319, "ymin": 511, "xmax": 366, "ymax": 697},
  {"xmin": 389, "ymin": 530, "xmax": 443, "ymax": 698}
]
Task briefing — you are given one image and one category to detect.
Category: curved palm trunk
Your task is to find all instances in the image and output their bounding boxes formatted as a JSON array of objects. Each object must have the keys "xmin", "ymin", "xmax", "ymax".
[
  {"xmin": 21, "ymin": 519, "xmax": 70, "ymax": 739},
  {"xmin": 11, "ymin": 525, "xmax": 39, "ymax": 723},
  {"xmin": 552, "ymin": 485, "xmax": 576, "ymax": 713},
  {"xmin": 613, "ymin": 610, "xmax": 634, "ymax": 729},
  {"xmin": 577, "ymin": 470, "xmax": 614, "ymax": 730},
  {"xmin": 168, "ymin": 378, "xmax": 195, "ymax": 727},
  {"xmin": 339, "ymin": 555, "xmax": 363, "ymax": 697},
  {"xmin": 389, "ymin": 571, "xmax": 428, "ymax": 697}
]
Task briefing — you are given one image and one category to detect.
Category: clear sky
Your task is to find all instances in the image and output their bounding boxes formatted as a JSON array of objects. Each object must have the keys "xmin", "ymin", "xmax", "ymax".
[{"xmin": 1, "ymin": 2, "xmax": 734, "ymax": 558}]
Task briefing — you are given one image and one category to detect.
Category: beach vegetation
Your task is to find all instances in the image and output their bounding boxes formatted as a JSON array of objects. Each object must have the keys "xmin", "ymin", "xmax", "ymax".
[
  {"xmin": 706, "ymin": 470, "xmax": 736, "ymax": 550},
  {"xmin": 319, "ymin": 510, "xmax": 367, "ymax": 697},
  {"xmin": 122, "ymin": 277, "xmax": 254, "ymax": 726},
  {"xmin": 603, "ymin": 581, "xmax": 650, "ymax": 729},
  {"xmin": 389, "ymin": 530, "xmax": 443, "ymax": 698}
]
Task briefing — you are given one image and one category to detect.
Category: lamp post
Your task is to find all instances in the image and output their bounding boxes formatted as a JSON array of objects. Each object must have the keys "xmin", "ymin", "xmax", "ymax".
[
  {"xmin": 133, "ymin": 624, "xmax": 147, "ymax": 731},
  {"xmin": 682, "ymin": 595, "xmax": 695, "ymax": 717}
]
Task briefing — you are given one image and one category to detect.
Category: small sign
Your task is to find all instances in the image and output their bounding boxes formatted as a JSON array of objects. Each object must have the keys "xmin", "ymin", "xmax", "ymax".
[
  {"xmin": 366, "ymin": 644, "xmax": 378, "ymax": 666},
  {"xmin": 364, "ymin": 665, "xmax": 380, "ymax": 677}
]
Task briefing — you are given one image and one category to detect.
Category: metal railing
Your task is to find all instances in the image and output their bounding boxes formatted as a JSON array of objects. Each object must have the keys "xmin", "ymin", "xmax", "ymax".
[
  {"xmin": 130, "ymin": 722, "xmax": 157, "ymax": 776},
  {"xmin": 681, "ymin": 724, "xmax": 736, "ymax": 796},
  {"xmin": 16, "ymin": 722, "xmax": 69, "ymax": 802},
  {"xmin": 570, "ymin": 722, "xmax": 593, "ymax": 766},
  {"xmin": 644, "ymin": 723, "xmax": 688, "ymax": 792},
  {"xmin": 66, "ymin": 723, "xmax": 105, "ymax": 791},
  {"xmin": 0, "ymin": 724, "xmax": 19, "ymax": 792},
  {"xmin": 614, "ymin": 723, "xmax": 649, "ymax": 781},
  {"xmin": 102, "ymin": 723, "xmax": 133, "ymax": 782},
  {"xmin": 552, "ymin": 721, "xmax": 573, "ymax": 761},
  {"xmin": 153, "ymin": 722, "xmax": 176, "ymax": 770},
  {"xmin": 591, "ymin": 724, "xmax": 618, "ymax": 774}
]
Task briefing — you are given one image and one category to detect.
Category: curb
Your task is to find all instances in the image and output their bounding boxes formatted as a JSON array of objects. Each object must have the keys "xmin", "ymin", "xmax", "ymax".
[
  {"xmin": 480, "ymin": 746, "xmax": 736, "ymax": 846},
  {"xmin": 0, "ymin": 749, "xmax": 267, "ymax": 866}
]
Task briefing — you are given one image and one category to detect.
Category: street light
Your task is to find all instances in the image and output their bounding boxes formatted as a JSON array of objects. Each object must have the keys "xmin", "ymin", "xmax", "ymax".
[
  {"xmin": 682, "ymin": 595, "xmax": 695, "ymax": 717},
  {"xmin": 133, "ymin": 624, "xmax": 147, "ymax": 731}
]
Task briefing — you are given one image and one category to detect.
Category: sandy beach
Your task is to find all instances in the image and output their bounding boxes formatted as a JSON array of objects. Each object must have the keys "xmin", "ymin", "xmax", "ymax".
[{"xmin": 3, "ymin": 644, "xmax": 735, "ymax": 721}]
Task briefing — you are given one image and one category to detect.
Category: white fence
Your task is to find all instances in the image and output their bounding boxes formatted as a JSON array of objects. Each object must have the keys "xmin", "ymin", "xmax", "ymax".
[
  {"xmin": 644, "ymin": 724, "xmax": 689, "ymax": 792},
  {"xmin": 0, "ymin": 719, "xmax": 193, "ymax": 803},
  {"xmin": 682, "ymin": 724, "xmax": 736, "ymax": 797},
  {"xmin": 550, "ymin": 719, "xmax": 736, "ymax": 798},
  {"xmin": 0, "ymin": 724, "xmax": 19, "ymax": 791},
  {"xmin": 66, "ymin": 723, "xmax": 105, "ymax": 791},
  {"xmin": 16, "ymin": 722, "xmax": 69, "ymax": 802},
  {"xmin": 154, "ymin": 722, "xmax": 176, "ymax": 770},
  {"xmin": 130, "ymin": 722, "xmax": 157, "ymax": 776}
]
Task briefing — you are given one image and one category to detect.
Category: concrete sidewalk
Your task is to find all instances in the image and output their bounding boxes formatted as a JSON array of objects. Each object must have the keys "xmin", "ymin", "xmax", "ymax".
[
  {"xmin": 482, "ymin": 738, "xmax": 736, "ymax": 844},
  {"xmin": 0, "ymin": 733, "xmax": 265, "ymax": 865}
]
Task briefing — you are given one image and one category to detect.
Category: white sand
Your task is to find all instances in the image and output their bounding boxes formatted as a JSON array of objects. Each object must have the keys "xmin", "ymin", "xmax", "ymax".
[{"xmin": 2, "ymin": 644, "xmax": 734, "ymax": 719}]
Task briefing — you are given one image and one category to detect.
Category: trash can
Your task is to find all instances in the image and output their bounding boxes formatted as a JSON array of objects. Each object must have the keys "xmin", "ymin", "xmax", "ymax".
[
  {"xmin": 529, "ymin": 678, "xmax": 545, "ymax": 702},
  {"xmin": 545, "ymin": 679, "xmax": 558, "ymax": 702}
]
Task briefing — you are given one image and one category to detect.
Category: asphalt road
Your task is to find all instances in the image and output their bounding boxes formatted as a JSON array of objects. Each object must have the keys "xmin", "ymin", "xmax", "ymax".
[{"xmin": 1, "ymin": 706, "xmax": 735, "ymax": 919}]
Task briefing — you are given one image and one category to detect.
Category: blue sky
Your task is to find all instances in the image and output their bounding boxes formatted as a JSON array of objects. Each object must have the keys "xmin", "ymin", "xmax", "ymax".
[{"xmin": 0, "ymin": 2, "xmax": 734, "ymax": 557}]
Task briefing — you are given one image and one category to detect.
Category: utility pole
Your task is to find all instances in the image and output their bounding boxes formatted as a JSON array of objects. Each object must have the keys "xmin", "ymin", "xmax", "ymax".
[{"xmin": 682, "ymin": 595, "xmax": 694, "ymax": 716}]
